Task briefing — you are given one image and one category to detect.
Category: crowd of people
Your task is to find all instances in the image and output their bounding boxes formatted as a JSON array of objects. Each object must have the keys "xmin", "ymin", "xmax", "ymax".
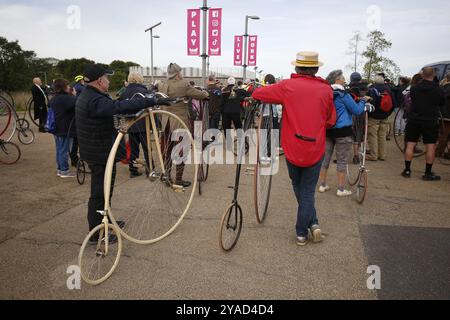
[{"xmin": 29, "ymin": 51, "xmax": 450, "ymax": 246}]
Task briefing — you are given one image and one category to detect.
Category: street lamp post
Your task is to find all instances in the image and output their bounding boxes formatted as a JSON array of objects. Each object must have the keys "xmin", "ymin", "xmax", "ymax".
[
  {"xmin": 243, "ymin": 15, "xmax": 260, "ymax": 81},
  {"xmin": 201, "ymin": 0, "xmax": 209, "ymax": 86},
  {"xmin": 145, "ymin": 22, "xmax": 162, "ymax": 84}
]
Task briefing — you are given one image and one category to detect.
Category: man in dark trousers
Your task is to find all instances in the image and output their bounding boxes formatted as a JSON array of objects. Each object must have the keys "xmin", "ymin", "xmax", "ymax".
[
  {"xmin": 402, "ymin": 67, "xmax": 445, "ymax": 181},
  {"xmin": 76, "ymin": 64, "xmax": 172, "ymax": 241},
  {"xmin": 31, "ymin": 77, "xmax": 48, "ymax": 132}
]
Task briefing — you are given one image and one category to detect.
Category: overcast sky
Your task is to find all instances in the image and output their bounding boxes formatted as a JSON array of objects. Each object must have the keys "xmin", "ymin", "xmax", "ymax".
[{"xmin": 1, "ymin": 0, "xmax": 449, "ymax": 80}]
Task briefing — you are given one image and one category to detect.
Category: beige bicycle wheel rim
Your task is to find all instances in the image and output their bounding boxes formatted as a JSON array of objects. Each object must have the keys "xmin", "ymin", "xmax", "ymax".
[
  {"xmin": 104, "ymin": 110, "xmax": 198, "ymax": 245},
  {"xmin": 78, "ymin": 223, "xmax": 122, "ymax": 286}
]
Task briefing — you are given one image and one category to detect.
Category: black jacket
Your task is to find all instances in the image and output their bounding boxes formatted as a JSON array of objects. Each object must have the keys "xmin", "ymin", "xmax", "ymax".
[
  {"xmin": 394, "ymin": 84, "xmax": 408, "ymax": 108},
  {"xmin": 441, "ymin": 84, "xmax": 450, "ymax": 119},
  {"xmin": 221, "ymin": 86, "xmax": 248, "ymax": 114},
  {"xmin": 118, "ymin": 83, "xmax": 150, "ymax": 133},
  {"xmin": 49, "ymin": 92, "xmax": 77, "ymax": 137},
  {"xmin": 409, "ymin": 80, "xmax": 445, "ymax": 122},
  {"xmin": 207, "ymin": 84, "xmax": 223, "ymax": 114},
  {"xmin": 368, "ymin": 84, "xmax": 397, "ymax": 120},
  {"xmin": 75, "ymin": 85, "xmax": 156, "ymax": 165},
  {"xmin": 31, "ymin": 85, "xmax": 48, "ymax": 119}
]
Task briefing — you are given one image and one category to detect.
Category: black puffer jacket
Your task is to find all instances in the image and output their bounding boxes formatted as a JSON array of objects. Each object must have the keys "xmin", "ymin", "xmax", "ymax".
[
  {"xmin": 409, "ymin": 80, "xmax": 445, "ymax": 122},
  {"xmin": 49, "ymin": 92, "xmax": 77, "ymax": 137},
  {"xmin": 118, "ymin": 83, "xmax": 150, "ymax": 133},
  {"xmin": 76, "ymin": 85, "xmax": 156, "ymax": 165}
]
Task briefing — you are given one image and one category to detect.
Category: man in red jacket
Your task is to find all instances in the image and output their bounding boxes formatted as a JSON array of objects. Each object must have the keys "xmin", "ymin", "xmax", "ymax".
[{"xmin": 252, "ymin": 51, "xmax": 336, "ymax": 247}]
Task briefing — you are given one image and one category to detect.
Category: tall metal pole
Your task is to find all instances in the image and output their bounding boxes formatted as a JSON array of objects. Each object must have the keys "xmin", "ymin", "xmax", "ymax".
[
  {"xmin": 354, "ymin": 33, "xmax": 359, "ymax": 73},
  {"xmin": 150, "ymin": 29, "xmax": 154, "ymax": 83},
  {"xmin": 243, "ymin": 16, "xmax": 249, "ymax": 81},
  {"xmin": 201, "ymin": 0, "xmax": 208, "ymax": 86},
  {"xmin": 145, "ymin": 22, "xmax": 161, "ymax": 85}
]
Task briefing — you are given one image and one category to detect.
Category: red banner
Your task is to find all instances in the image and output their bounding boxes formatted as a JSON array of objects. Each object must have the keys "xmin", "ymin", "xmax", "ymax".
[
  {"xmin": 247, "ymin": 35, "xmax": 258, "ymax": 66},
  {"xmin": 187, "ymin": 9, "xmax": 201, "ymax": 56},
  {"xmin": 208, "ymin": 8, "xmax": 222, "ymax": 56},
  {"xmin": 234, "ymin": 36, "xmax": 243, "ymax": 66}
]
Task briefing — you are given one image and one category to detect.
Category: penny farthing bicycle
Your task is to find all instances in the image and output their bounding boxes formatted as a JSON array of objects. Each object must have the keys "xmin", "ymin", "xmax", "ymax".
[
  {"xmin": 347, "ymin": 109, "xmax": 370, "ymax": 204},
  {"xmin": 78, "ymin": 94, "xmax": 198, "ymax": 285},
  {"xmin": 219, "ymin": 102, "xmax": 276, "ymax": 251}
]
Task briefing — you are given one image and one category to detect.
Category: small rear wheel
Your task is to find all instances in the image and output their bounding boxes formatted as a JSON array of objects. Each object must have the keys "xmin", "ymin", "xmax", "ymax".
[
  {"xmin": 356, "ymin": 170, "xmax": 368, "ymax": 204},
  {"xmin": 0, "ymin": 141, "xmax": 21, "ymax": 165},
  {"xmin": 219, "ymin": 203, "xmax": 243, "ymax": 252},
  {"xmin": 77, "ymin": 160, "xmax": 86, "ymax": 185},
  {"xmin": 17, "ymin": 127, "xmax": 35, "ymax": 145},
  {"xmin": 78, "ymin": 223, "xmax": 122, "ymax": 286}
]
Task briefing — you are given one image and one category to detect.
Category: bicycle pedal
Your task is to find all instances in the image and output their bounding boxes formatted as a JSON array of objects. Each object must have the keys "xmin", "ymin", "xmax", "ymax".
[{"xmin": 96, "ymin": 249, "xmax": 106, "ymax": 257}]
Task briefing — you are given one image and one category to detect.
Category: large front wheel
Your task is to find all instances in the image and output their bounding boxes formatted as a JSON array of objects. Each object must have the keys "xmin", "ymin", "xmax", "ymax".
[
  {"xmin": 393, "ymin": 109, "xmax": 425, "ymax": 158},
  {"xmin": 254, "ymin": 103, "xmax": 274, "ymax": 224},
  {"xmin": 105, "ymin": 111, "xmax": 198, "ymax": 245}
]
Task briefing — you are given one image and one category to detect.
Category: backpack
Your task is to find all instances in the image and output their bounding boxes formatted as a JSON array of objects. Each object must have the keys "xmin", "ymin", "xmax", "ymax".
[
  {"xmin": 372, "ymin": 88, "xmax": 393, "ymax": 113},
  {"xmin": 380, "ymin": 90, "xmax": 393, "ymax": 112},
  {"xmin": 45, "ymin": 107, "xmax": 56, "ymax": 133}
]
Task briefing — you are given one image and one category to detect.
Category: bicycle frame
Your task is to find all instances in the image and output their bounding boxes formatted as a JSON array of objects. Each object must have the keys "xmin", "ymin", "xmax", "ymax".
[
  {"xmin": 360, "ymin": 111, "xmax": 369, "ymax": 170},
  {"xmin": 225, "ymin": 103, "xmax": 261, "ymax": 223}
]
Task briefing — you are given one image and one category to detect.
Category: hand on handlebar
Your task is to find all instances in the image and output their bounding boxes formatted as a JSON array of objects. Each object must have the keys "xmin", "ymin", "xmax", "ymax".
[
  {"xmin": 364, "ymin": 103, "xmax": 375, "ymax": 113},
  {"xmin": 155, "ymin": 98, "xmax": 176, "ymax": 106}
]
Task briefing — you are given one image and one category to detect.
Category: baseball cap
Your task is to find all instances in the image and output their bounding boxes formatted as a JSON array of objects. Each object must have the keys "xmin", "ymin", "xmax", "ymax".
[
  {"xmin": 83, "ymin": 64, "xmax": 114, "ymax": 83},
  {"xmin": 227, "ymin": 77, "xmax": 236, "ymax": 86}
]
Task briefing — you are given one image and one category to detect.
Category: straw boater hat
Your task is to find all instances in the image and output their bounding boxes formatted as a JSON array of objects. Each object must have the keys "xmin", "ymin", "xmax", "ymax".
[{"xmin": 291, "ymin": 51, "xmax": 324, "ymax": 68}]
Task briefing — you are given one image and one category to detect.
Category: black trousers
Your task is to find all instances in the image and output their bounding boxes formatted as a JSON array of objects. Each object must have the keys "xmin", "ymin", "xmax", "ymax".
[
  {"xmin": 87, "ymin": 164, "xmax": 116, "ymax": 231},
  {"xmin": 128, "ymin": 132, "xmax": 150, "ymax": 173},
  {"xmin": 210, "ymin": 112, "xmax": 221, "ymax": 130},
  {"xmin": 222, "ymin": 113, "xmax": 242, "ymax": 137},
  {"xmin": 38, "ymin": 109, "xmax": 47, "ymax": 129}
]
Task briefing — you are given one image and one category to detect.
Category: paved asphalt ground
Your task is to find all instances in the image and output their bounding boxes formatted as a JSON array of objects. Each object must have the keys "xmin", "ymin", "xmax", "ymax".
[{"xmin": 0, "ymin": 130, "xmax": 449, "ymax": 300}]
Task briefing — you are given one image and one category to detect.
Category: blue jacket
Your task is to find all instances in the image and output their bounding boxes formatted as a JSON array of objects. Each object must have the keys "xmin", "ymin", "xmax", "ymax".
[
  {"xmin": 332, "ymin": 88, "xmax": 365, "ymax": 129},
  {"xmin": 74, "ymin": 83, "xmax": 85, "ymax": 97}
]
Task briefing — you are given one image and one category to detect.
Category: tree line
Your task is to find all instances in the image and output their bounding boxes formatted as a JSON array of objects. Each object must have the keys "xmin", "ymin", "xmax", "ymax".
[
  {"xmin": 0, "ymin": 36, "xmax": 138, "ymax": 92},
  {"xmin": 347, "ymin": 30, "xmax": 401, "ymax": 81}
]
